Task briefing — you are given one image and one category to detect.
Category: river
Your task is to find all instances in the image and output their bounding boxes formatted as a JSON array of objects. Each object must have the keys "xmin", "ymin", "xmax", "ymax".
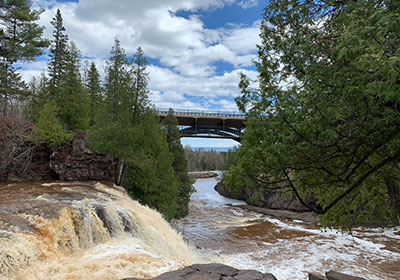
[
  {"xmin": 0, "ymin": 179, "xmax": 399, "ymax": 279},
  {"xmin": 176, "ymin": 177, "xmax": 400, "ymax": 279}
]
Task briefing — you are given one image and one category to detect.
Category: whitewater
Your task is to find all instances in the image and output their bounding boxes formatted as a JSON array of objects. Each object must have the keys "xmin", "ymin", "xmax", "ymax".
[{"xmin": 1, "ymin": 178, "xmax": 399, "ymax": 279}]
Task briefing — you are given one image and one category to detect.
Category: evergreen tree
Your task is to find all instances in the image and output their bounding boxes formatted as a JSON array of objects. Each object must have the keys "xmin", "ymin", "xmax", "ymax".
[
  {"xmin": 30, "ymin": 100, "xmax": 73, "ymax": 147},
  {"xmin": 58, "ymin": 41, "xmax": 90, "ymax": 130},
  {"xmin": 48, "ymin": 8, "xmax": 69, "ymax": 96},
  {"xmin": 89, "ymin": 42, "xmax": 181, "ymax": 220},
  {"xmin": 131, "ymin": 47, "xmax": 150, "ymax": 120},
  {"xmin": 103, "ymin": 39, "xmax": 131, "ymax": 122},
  {"xmin": 162, "ymin": 109, "xmax": 195, "ymax": 218},
  {"xmin": 0, "ymin": 0, "xmax": 48, "ymax": 117},
  {"xmin": 27, "ymin": 73, "xmax": 49, "ymax": 122},
  {"xmin": 124, "ymin": 112, "xmax": 180, "ymax": 221},
  {"xmin": 84, "ymin": 62, "xmax": 102, "ymax": 126},
  {"xmin": 227, "ymin": 0, "xmax": 400, "ymax": 229}
]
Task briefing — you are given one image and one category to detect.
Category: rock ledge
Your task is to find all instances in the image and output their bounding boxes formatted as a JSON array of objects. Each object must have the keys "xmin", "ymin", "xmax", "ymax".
[{"xmin": 123, "ymin": 263, "xmax": 277, "ymax": 280}]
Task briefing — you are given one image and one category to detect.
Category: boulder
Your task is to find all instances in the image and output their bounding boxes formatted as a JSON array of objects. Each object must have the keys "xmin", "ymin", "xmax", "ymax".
[
  {"xmin": 123, "ymin": 263, "xmax": 277, "ymax": 280},
  {"xmin": 325, "ymin": 271, "xmax": 366, "ymax": 280},
  {"xmin": 309, "ymin": 272, "xmax": 328, "ymax": 280}
]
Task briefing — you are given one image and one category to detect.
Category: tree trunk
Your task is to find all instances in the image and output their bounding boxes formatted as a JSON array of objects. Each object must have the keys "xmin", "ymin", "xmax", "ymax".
[
  {"xmin": 117, "ymin": 160, "xmax": 126, "ymax": 186},
  {"xmin": 386, "ymin": 178, "xmax": 400, "ymax": 225}
]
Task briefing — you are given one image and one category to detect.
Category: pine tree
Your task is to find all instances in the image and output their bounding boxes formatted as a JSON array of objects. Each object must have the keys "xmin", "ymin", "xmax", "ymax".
[{"xmin": 0, "ymin": 0, "xmax": 49, "ymax": 117}]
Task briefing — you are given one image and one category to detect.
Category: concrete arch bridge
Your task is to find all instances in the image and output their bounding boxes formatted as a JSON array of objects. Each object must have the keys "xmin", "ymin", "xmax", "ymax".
[{"xmin": 156, "ymin": 109, "xmax": 246, "ymax": 143}]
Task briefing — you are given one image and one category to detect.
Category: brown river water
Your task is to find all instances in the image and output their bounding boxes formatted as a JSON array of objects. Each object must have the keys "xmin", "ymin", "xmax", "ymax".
[
  {"xmin": 175, "ymin": 177, "xmax": 400, "ymax": 280},
  {"xmin": 0, "ymin": 178, "xmax": 399, "ymax": 279}
]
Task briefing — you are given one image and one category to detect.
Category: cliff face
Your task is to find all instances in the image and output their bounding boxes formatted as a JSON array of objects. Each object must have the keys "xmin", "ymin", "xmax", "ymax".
[
  {"xmin": 49, "ymin": 131, "xmax": 116, "ymax": 181},
  {"xmin": 214, "ymin": 180, "xmax": 316, "ymax": 212},
  {"xmin": 0, "ymin": 115, "xmax": 116, "ymax": 183}
]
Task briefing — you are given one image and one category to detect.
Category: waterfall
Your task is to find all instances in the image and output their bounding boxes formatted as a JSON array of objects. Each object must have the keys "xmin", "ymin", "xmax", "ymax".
[{"xmin": 0, "ymin": 182, "xmax": 202, "ymax": 280}]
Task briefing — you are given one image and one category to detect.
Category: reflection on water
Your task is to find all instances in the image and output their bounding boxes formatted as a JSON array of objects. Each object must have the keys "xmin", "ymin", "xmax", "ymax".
[{"xmin": 176, "ymin": 178, "xmax": 400, "ymax": 280}]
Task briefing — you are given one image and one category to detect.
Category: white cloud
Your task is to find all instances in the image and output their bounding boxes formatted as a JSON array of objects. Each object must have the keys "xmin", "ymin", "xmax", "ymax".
[
  {"xmin": 23, "ymin": 0, "xmax": 261, "ymax": 111},
  {"xmin": 238, "ymin": 0, "xmax": 259, "ymax": 10},
  {"xmin": 148, "ymin": 65, "xmax": 258, "ymax": 110}
]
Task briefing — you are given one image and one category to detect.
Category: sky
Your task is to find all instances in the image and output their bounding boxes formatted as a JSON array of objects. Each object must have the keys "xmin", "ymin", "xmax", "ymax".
[{"xmin": 20, "ymin": 0, "xmax": 265, "ymax": 148}]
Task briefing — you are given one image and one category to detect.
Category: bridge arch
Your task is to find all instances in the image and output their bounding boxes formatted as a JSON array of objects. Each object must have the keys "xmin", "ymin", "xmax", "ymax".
[{"xmin": 157, "ymin": 109, "xmax": 246, "ymax": 143}]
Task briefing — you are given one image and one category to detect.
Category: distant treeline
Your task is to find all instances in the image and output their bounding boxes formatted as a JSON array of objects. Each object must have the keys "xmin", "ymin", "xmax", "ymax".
[{"xmin": 185, "ymin": 148, "xmax": 236, "ymax": 172}]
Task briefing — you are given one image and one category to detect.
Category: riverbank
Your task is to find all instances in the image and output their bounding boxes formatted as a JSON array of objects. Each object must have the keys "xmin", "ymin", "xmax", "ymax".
[
  {"xmin": 1, "ymin": 178, "xmax": 399, "ymax": 279},
  {"xmin": 175, "ymin": 177, "xmax": 400, "ymax": 280},
  {"xmin": 233, "ymin": 204, "xmax": 317, "ymax": 226},
  {"xmin": 188, "ymin": 171, "xmax": 219, "ymax": 179}
]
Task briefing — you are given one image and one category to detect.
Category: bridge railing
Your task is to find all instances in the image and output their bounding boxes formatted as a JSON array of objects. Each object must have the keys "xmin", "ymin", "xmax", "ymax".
[{"xmin": 156, "ymin": 108, "xmax": 246, "ymax": 119}]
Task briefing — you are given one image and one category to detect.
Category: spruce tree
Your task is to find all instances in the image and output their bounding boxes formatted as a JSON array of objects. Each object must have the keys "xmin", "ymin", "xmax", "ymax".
[
  {"xmin": 84, "ymin": 62, "xmax": 102, "ymax": 126},
  {"xmin": 58, "ymin": 41, "xmax": 90, "ymax": 130},
  {"xmin": 48, "ymin": 9, "xmax": 69, "ymax": 96},
  {"xmin": 0, "ymin": 0, "xmax": 48, "ymax": 117},
  {"xmin": 103, "ymin": 39, "xmax": 132, "ymax": 122}
]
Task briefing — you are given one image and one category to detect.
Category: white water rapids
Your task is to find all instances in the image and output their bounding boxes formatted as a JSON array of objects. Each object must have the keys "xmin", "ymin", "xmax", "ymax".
[
  {"xmin": 0, "ymin": 178, "xmax": 399, "ymax": 279},
  {"xmin": 0, "ymin": 182, "xmax": 204, "ymax": 280},
  {"xmin": 175, "ymin": 177, "xmax": 400, "ymax": 280}
]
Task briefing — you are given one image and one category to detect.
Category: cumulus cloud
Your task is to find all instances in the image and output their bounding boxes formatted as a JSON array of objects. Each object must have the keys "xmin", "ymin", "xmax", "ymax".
[
  {"xmin": 24, "ymin": 0, "xmax": 261, "ymax": 111},
  {"xmin": 238, "ymin": 0, "xmax": 259, "ymax": 10}
]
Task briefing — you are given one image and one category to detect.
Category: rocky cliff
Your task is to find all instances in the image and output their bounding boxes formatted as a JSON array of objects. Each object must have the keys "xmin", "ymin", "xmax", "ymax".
[
  {"xmin": 215, "ymin": 180, "xmax": 317, "ymax": 212},
  {"xmin": 0, "ymin": 115, "xmax": 116, "ymax": 183}
]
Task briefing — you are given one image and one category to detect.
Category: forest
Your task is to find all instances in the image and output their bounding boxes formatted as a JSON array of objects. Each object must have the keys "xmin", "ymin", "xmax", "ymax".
[
  {"xmin": 2, "ymin": 0, "xmax": 400, "ymax": 230},
  {"xmin": 185, "ymin": 148, "xmax": 236, "ymax": 172},
  {"xmin": 225, "ymin": 0, "xmax": 400, "ymax": 229},
  {"xmin": 0, "ymin": 3, "xmax": 193, "ymax": 221}
]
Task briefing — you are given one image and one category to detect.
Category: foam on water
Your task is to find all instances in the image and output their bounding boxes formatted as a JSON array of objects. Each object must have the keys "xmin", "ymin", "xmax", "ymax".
[
  {"xmin": 176, "ymin": 177, "xmax": 400, "ymax": 280},
  {"xmin": 0, "ymin": 182, "xmax": 205, "ymax": 280}
]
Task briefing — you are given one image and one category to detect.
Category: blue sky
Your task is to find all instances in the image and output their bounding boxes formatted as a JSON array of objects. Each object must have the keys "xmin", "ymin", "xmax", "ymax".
[{"xmin": 23, "ymin": 0, "xmax": 265, "ymax": 148}]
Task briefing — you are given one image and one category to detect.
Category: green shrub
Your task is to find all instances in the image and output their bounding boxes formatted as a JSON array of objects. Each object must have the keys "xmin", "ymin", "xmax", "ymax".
[{"xmin": 30, "ymin": 101, "xmax": 73, "ymax": 147}]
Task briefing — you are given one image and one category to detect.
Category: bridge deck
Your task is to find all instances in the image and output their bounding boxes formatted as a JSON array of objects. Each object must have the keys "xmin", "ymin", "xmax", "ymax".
[
  {"xmin": 157, "ymin": 109, "xmax": 246, "ymax": 142},
  {"xmin": 156, "ymin": 109, "xmax": 246, "ymax": 119},
  {"xmin": 157, "ymin": 109, "xmax": 246, "ymax": 129}
]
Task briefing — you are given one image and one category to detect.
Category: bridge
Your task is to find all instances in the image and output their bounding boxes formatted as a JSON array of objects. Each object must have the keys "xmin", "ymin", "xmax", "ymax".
[{"xmin": 157, "ymin": 109, "xmax": 246, "ymax": 142}]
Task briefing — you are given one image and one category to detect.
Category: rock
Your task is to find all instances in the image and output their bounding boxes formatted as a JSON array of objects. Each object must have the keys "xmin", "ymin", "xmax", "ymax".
[
  {"xmin": 325, "ymin": 271, "xmax": 366, "ymax": 280},
  {"xmin": 0, "ymin": 117, "xmax": 117, "ymax": 183},
  {"xmin": 215, "ymin": 180, "xmax": 316, "ymax": 212},
  {"xmin": 49, "ymin": 131, "xmax": 116, "ymax": 181},
  {"xmin": 122, "ymin": 264, "xmax": 277, "ymax": 280},
  {"xmin": 234, "ymin": 270, "xmax": 277, "ymax": 280},
  {"xmin": 189, "ymin": 171, "xmax": 218, "ymax": 179},
  {"xmin": 309, "ymin": 272, "xmax": 328, "ymax": 280},
  {"xmin": 0, "ymin": 115, "xmax": 53, "ymax": 182}
]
